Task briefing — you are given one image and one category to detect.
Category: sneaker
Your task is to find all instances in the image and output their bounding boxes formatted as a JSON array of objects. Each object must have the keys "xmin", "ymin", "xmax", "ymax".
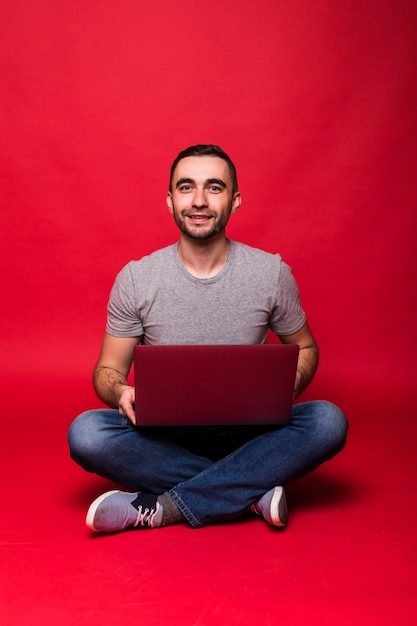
[
  {"xmin": 250, "ymin": 486, "xmax": 288, "ymax": 527},
  {"xmin": 86, "ymin": 490, "xmax": 163, "ymax": 532}
]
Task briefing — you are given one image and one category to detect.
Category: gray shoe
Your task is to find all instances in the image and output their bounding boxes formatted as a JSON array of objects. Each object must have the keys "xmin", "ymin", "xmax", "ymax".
[
  {"xmin": 86, "ymin": 490, "xmax": 163, "ymax": 532},
  {"xmin": 250, "ymin": 486, "xmax": 288, "ymax": 527}
]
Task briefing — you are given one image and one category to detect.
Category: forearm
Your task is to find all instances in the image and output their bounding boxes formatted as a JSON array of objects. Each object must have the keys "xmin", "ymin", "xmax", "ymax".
[
  {"xmin": 294, "ymin": 345, "xmax": 319, "ymax": 399},
  {"xmin": 93, "ymin": 365, "xmax": 132, "ymax": 408}
]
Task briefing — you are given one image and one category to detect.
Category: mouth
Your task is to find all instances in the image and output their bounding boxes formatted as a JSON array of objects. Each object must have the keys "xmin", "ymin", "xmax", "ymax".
[{"xmin": 186, "ymin": 214, "xmax": 213, "ymax": 223}]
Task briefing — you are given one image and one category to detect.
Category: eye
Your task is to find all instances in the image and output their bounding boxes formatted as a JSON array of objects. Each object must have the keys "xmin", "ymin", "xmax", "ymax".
[
  {"xmin": 179, "ymin": 184, "xmax": 192, "ymax": 192},
  {"xmin": 208, "ymin": 185, "xmax": 222, "ymax": 192}
]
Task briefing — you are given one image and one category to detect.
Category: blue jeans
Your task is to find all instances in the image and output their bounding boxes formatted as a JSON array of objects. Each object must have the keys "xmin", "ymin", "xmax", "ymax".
[{"xmin": 68, "ymin": 401, "xmax": 347, "ymax": 527}]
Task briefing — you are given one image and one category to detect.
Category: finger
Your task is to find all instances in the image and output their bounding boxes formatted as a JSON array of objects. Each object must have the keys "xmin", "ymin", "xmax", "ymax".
[{"xmin": 126, "ymin": 409, "xmax": 136, "ymax": 425}]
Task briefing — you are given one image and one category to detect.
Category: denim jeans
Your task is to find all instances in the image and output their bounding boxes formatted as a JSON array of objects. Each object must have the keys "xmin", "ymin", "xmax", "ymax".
[{"xmin": 68, "ymin": 400, "xmax": 347, "ymax": 527}]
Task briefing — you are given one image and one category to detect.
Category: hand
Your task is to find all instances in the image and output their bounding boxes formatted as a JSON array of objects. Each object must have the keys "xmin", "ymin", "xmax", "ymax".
[{"xmin": 118, "ymin": 385, "xmax": 136, "ymax": 425}]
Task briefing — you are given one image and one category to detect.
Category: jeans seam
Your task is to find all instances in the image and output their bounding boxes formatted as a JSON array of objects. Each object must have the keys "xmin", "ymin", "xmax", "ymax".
[{"xmin": 169, "ymin": 490, "xmax": 202, "ymax": 528}]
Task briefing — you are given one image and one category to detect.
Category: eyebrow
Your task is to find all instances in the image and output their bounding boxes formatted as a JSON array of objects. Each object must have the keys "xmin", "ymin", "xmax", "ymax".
[{"xmin": 175, "ymin": 177, "xmax": 227, "ymax": 189}]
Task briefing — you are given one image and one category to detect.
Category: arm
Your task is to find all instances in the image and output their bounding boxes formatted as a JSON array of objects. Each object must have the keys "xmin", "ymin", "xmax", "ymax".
[
  {"xmin": 278, "ymin": 322, "xmax": 319, "ymax": 399},
  {"xmin": 93, "ymin": 332, "xmax": 140, "ymax": 424}
]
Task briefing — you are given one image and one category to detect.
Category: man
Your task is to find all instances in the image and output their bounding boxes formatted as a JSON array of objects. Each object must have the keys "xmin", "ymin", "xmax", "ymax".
[{"xmin": 68, "ymin": 144, "xmax": 347, "ymax": 532}]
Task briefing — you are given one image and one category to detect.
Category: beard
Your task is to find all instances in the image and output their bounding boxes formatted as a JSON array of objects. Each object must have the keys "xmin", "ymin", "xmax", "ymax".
[{"xmin": 170, "ymin": 202, "xmax": 233, "ymax": 241}]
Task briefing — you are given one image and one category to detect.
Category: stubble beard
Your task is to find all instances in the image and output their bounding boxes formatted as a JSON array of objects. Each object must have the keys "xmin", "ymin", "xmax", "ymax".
[{"xmin": 171, "ymin": 203, "xmax": 233, "ymax": 241}]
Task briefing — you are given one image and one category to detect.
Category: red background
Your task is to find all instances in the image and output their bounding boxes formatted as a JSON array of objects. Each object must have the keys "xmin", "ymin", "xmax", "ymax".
[
  {"xmin": 2, "ymin": 0, "xmax": 416, "ymax": 400},
  {"xmin": 1, "ymin": 2, "xmax": 416, "ymax": 624}
]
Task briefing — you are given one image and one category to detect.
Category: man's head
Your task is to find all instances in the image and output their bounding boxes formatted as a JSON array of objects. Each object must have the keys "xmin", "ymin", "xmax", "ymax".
[
  {"xmin": 166, "ymin": 144, "xmax": 241, "ymax": 242},
  {"xmin": 169, "ymin": 144, "xmax": 238, "ymax": 195},
  {"xmin": 167, "ymin": 145, "xmax": 241, "ymax": 241}
]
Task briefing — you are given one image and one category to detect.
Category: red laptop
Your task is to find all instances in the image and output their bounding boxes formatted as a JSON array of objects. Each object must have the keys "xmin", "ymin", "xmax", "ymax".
[{"xmin": 133, "ymin": 344, "xmax": 299, "ymax": 426}]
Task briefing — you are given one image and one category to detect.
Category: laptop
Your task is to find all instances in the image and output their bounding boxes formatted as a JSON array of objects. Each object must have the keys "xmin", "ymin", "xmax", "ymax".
[{"xmin": 134, "ymin": 344, "xmax": 299, "ymax": 426}]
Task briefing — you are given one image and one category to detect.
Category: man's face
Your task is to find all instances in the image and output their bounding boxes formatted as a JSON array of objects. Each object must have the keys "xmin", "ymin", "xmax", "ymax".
[{"xmin": 166, "ymin": 156, "xmax": 241, "ymax": 241}]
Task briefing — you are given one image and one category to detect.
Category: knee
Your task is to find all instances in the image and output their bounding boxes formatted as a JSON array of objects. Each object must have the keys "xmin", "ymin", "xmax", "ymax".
[
  {"xmin": 68, "ymin": 410, "xmax": 105, "ymax": 467},
  {"xmin": 295, "ymin": 400, "xmax": 348, "ymax": 453},
  {"xmin": 316, "ymin": 400, "xmax": 348, "ymax": 451}
]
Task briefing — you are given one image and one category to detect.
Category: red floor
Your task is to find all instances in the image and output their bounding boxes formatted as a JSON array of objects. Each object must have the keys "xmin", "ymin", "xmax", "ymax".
[{"xmin": 1, "ymin": 378, "xmax": 416, "ymax": 625}]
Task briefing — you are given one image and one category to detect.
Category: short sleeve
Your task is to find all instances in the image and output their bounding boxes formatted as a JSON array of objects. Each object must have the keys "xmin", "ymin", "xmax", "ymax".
[
  {"xmin": 105, "ymin": 264, "xmax": 144, "ymax": 338},
  {"xmin": 269, "ymin": 259, "xmax": 306, "ymax": 336}
]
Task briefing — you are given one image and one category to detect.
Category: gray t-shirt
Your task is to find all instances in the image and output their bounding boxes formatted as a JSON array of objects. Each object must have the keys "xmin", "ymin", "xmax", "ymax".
[{"xmin": 106, "ymin": 240, "xmax": 306, "ymax": 345}]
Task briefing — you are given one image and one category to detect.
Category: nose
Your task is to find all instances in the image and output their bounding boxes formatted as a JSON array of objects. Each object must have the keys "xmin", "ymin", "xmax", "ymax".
[{"xmin": 192, "ymin": 187, "xmax": 208, "ymax": 208}]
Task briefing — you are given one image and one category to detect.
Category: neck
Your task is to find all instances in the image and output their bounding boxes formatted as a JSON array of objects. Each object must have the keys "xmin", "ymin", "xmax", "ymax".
[{"xmin": 177, "ymin": 234, "xmax": 230, "ymax": 278}]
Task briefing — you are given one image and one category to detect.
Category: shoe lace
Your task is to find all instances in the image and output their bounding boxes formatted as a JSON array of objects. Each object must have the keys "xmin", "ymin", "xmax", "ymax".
[
  {"xmin": 133, "ymin": 504, "xmax": 159, "ymax": 528},
  {"xmin": 250, "ymin": 503, "xmax": 261, "ymax": 516}
]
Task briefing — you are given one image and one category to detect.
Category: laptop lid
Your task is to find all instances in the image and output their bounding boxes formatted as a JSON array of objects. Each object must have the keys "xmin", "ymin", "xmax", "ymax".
[{"xmin": 134, "ymin": 344, "xmax": 299, "ymax": 426}]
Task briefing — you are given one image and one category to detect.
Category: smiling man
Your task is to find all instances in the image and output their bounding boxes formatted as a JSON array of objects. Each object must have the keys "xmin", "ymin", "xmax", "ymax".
[
  {"xmin": 68, "ymin": 144, "xmax": 348, "ymax": 533},
  {"xmin": 167, "ymin": 153, "xmax": 240, "ymax": 244}
]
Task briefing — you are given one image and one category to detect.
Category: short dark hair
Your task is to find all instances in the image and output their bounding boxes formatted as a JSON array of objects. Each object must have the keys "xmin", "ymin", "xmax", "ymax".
[{"xmin": 169, "ymin": 144, "xmax": 238, "ymax": 194}]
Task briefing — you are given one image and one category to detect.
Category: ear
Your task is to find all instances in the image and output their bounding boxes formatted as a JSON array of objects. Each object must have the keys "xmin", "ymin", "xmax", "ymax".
[
  {"xmin": 166, "ymin": 192, "xmax": 173, "ymax": 214},
  {"xmin": 230, "ymin": 192, "xmax": 241, "ymax": 214}
]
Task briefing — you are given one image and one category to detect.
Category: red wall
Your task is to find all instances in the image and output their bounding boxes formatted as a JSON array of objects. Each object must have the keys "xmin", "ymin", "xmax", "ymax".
[{"xmin": 1, "ymin": 1, "xmax": 416, "ymax": 414}]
